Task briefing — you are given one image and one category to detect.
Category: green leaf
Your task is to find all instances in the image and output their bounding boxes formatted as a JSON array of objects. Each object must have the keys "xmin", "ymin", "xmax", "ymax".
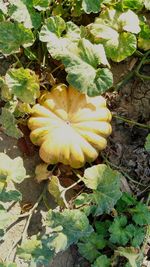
[
  {"xmin": 131, "ymin": 203, "xmax": 150, "ymax": 225},
  {"xmin": 78, "ymin": 232, "xmax": 106, "ymax": 262},
  {"xmin": 92, "ymin": 255, "xmax": 111, "ymax": 267},
  {"xmin": 8, "ymin": 0, "xmax": 41, "ymax": 29},
  {"xmin": 5, "ymin": 68, "xmax": 40, "ymax": 104},
  {"xmin": 0, "ymin": 153, "xmax": 26, "ymax": 183},
  {"xmin": 82, "ymin": 0, "xmax": 101, "ymax": 14},
  {"xmin": 33, "ymin": 0, "xmax": 51, "ymax": 11},
  {"xmin": 138, "ymin": 22, "xmax": 150, "ymax": 51},
  {"xmin": 48, "ymin": 176, "xmax": 66, "ymax": 207},
  {"xmin": 0, "ymin": 0, "xmax": 8, "ymax": 14},
  {"xmin": 63, "ymin": 41, "xmax": 112, "ymax": 96},
  {"xmin": 116, "ymin": 192, "xmax": 137, "ymax": 212},
  {"xmin": 0, "ymin": 21, "xmax": 34, "ymax": 55},
  {"xmin": 109, "ymin": 216, "xmax": 129, "ymax": 245},
  {"xmin": 105, "ymin": 32, "xmax": 137, "ymax": 62},
  {"xmin": 89, "ymin": 8, "xmax": 140, "ymax": 62},
  {"xmin": 0, "ymin": 262, "xmax": 17, "ymax": 267},
  {"xmin": 46, "ymin": 209, "xmax": 93, "ymax": 249},
  {"xmin": 40, "ymin": 17, "xmax": 113, "ymax": 96},
  {"xmin": 0, "ymin": 108, "xmax": 22, "ymax": 139},
  {"xmin": 121, "ymin": 0, "xmax": 143, "ymax": 10},
  {"xmin": 144, "ymin": 134, "xmax": 150, "ymax": 151},
  {"xmin": 17, "ymin": 235, "xmax": 54, "ymax": 266},
  {"xmin": 0, "ymin": 189, "xmax": 22, "ymax": 202},
  {"xmin": 116, "ymin": 247, "xmax": 139, "ymax": 267},
  {"xmin": 144, "ymin": 0, "xmax": 150, "ymax": 10},
  {"xmin": 126, "ymin": 224, "xmax": 145, "ymax": 247},
  {"xmin": 83, "ymin": 164, "xmax": 122, "ymax": 215}
]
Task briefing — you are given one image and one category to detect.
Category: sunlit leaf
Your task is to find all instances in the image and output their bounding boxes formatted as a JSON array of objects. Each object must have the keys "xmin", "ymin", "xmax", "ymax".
[
  {"xmin": 144, "ymin": 0, "xmax": 150, "ymax": 10},
  {"xmin": 82, "ymin": 0, "xmax": 101, "ymax": 14},
  {"xmin": 48, "ymin": 176, "xmax": 66, "ymax": 207},
  {"xmin": 33, "ymin": 0, "xmax": 51, "ymax": 11},
  {"xmin": 0, "ymin": 108, "xmax": 22, "ymax": 139},
  {"xmin": 0, "ymin": 153, "xmax": 26, "ymax": 183},
  {"xmin": 8, "ymin": 0, "xmax": 41, "ymax": 29},
  {"xmin": 40, "ymin": 17, "xmax": 113, "ymax": 96},
  {"xmin": 82, "ymin": 164, "xmax": 122, "ymax": 215},
  {"xmin": 35, "ymin": 163, "xmax": 50, "ymax": 183},
  {"xmin": 5, "ymin": 68, "xmax": 40, "ymax": 104},
  {"xmin": 116, "ymin": 247, "xmax": 139, "ymax": 267},
  {"xmin": 17, "ymin": 235, "xmax": 54, "ymax": 266},
  {"xmin": 121, "ymin": 0, "xmax": 143, "ymax": 10},
  {"xmin": 89, "ymin": 8, "xmax": 140, "ymax": 62},
  {"xmin": 0, "ymin": 262, "xmax": 17, "ymax": 267},
  {"xmin": 0, "ymin": 0, "xmax": 8, "ymax": 14},
  {"xmin": 0, "ymin": 21, "xmax": 34, "ymax": 55}
]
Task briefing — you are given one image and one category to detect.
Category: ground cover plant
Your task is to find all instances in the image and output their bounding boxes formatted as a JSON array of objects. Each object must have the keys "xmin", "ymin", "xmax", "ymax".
[{"xmin": 0, "ymin": 0, "xmax": 150, "ymax": 266}]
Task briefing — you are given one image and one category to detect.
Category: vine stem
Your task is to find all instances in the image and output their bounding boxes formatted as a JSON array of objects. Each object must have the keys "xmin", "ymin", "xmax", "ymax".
[
  {"xmin": 113, "ymin": 114, "xmax": 150, "ymax": 130},
  {"xmin": 61, "ymin": 176, "xmax": 83, "ymax": 208}
]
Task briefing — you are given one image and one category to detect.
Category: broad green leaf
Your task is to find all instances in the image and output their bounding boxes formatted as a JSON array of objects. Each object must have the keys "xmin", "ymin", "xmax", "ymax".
[
  {"xmin": 0, "ymin": 108, "xmax": 22, "ymax": 139},
  {"xmin": 121, "ymin": 0, "xmax": 143, "ymax": 10},
  {"xmin": 0, "ymin": 262, "xmax": 17, "ymax": 267},
  {"xmin": 126, "ymin": 224, "xmax": 145, "ymax": 247},
  {"xmin": 33, "ymin": 0, "xmax": 51, "ymax": 11},
  {"xmin": 83, "ymin": 164, "xmax": 122, "ymax": 215},
  {"xmin": 0, "ymin": 0, "xmax": 7, "ymax": 14},
  {"xmin": 40, "ymin": 17, "xmax": 113, "ymax": 96},
  {"xmin": 138, "ymin": 22, "xmax": 150, "ymax": 51},
  {"xmin": 144, "ymin": 0, "xmax": 150, "ymax": 10},
  {"xmin": 46, "ymin": 209, "xmax": 93, "ymax": 248},
  {"xmin": 8, "ymin": 0, "xmax": 41, "ymax": 29},
  {"xmin": 78, "ymin": 232, "xmax": 106, "ymax": 262},
  {"xmin": 0, "ymin": 153, "xmax": 26, "ymax": 183},
  {"xmin": 48, "ymin": 232, "xmax": 68, "ymax": 253},
  {"xmin": 40, "ymin": 16, "xmax": 66, "ymax": 41},
  {"xmin": 116, "ymin": 192, "xmax": 137, "ymax": 212},
  {"xmin": 131, "ymin": 203, "xmax": 150, "ymax": 225},
  {"xmin": 17, "ymin": 235, "xmax": 54, "ymax": 265},
  {"xmin": 0, "ymin": 189, "xmax": 22, "ymax": 202},
  {"xmin": 82, "ymin": 0, "xmax": 101, "ymax": 14},
  {"xmin": 105, "ymin": 32, "xmax": 137, "ymax": 62},
  {"xmin": 116, "ymin": 247, "xmax": 139, "ymax": 267},
  {"xmin": 94, "ymin": 220, "xmax": 111, "ymax": 236},
  {"xmin": 92, "ymin": 255, "xmax": 111, "ymax": 267},
  {"xmin": 5, "ymin": 68, "xmax": 40, "ymax": 104},
  {"xmin": 89, "ymin": 8, "xmax": 140, "ymax": 62},
  {"xmin": 109, "ymin": 216, "xmax": 130, "ymax": 245},
  {"xmin": 63, "ymin": 39, "xmax": 113, "ymax": 96},
  {"xmin": 145, "ymin": 134, "xmax": 150, "ymax": 151},
  {"xmin": 0, "ymin": 21, "xmax": 34, "ymax": 55},
  {"xmin": 48, "ymin": 176, "xmax": 66, "ymax": 207}
]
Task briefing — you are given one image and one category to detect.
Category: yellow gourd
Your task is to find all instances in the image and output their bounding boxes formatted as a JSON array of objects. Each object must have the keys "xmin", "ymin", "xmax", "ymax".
[{"xmin": 28, "ymin": 84, "xmax": 112, "ymax": 168}]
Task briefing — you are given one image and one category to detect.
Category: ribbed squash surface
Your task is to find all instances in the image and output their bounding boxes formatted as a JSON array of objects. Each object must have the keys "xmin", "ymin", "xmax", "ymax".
[{"xmin": 28, "ymin": 84, "xmax": 112, "ymax": 168}]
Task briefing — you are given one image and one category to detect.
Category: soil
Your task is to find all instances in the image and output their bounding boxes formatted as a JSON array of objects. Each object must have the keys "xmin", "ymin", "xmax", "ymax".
[{"xmin": 0, "ymin": 56, "xmax": 150, "ymax": 266}]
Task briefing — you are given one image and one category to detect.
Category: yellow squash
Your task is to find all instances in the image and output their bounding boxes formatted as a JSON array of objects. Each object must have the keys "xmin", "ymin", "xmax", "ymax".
[{"xmin": 28, "ymin": 84, "xmax": 112, "ymax": 168}]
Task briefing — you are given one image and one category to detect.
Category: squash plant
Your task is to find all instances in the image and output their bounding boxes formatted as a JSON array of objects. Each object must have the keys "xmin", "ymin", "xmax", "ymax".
[{"xmin": 0, "ymin": 0, "xmax": 150, "ymax": 266}]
